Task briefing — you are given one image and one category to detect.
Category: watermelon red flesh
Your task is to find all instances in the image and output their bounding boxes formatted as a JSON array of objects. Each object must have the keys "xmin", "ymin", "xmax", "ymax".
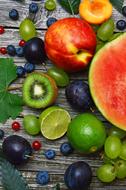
[{"xmin": 89, "ymin": 33, "xmax": 126, "ymax": 130}]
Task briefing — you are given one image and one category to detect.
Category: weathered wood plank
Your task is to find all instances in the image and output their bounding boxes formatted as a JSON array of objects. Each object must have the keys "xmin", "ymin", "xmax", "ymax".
[
  {"xmin": 0, "ymin": 0, "xmax": 71, "ymax": 29},
  {"xmin": 0, "ymin": 0, "xmax": 125, "ymax": 31}
]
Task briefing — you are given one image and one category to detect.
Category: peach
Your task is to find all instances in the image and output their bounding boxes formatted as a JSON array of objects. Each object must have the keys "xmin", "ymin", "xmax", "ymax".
[
  {"xmin": 79, "ymin": 0, "xmax": 113, "ymax": 25},
  {"xmin": 44, "ymin": 18, "xmax": 96, "ymax": 72}
]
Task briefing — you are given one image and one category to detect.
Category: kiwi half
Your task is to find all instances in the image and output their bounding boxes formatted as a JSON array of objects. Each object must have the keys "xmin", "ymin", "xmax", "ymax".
[{"xmin": 23, "ymin": 72, "xmax": 58, "ymax": 109}]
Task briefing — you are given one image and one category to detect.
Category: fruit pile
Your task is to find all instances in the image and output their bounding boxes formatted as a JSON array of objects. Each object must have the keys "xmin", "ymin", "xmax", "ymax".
[
  {"xmin": 0, "ymin": 0, "xmax": 126, "ymax": 189},
  {"xmin": 97, "ymin": 126, "xmax": 126, "ymax": 183}
]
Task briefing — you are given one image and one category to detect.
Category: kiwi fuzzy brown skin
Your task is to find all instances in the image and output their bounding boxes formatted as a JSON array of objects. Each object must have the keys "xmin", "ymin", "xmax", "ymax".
[
  {"xmin": 43, "ymin": 73, "xmax": 58, "ymax": 105},
  {"xmin": 23, "ymin": 72, "xmax": 58, "ymax": 109}
]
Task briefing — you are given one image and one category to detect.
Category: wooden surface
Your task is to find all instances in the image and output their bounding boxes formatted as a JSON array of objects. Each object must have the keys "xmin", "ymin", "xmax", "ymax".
[{"xmin": 0, "ymin": 0, "xmax": 126, "ymax": 189}]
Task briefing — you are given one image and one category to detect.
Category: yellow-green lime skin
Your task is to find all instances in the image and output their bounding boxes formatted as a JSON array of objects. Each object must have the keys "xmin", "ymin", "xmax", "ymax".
[
  {"xmin": 67, "ymin": 113, "xmax": 106, "ymax": 154},
  {"xmin": 39, "ymin": 106, "xmax": 71, "ymax": 140}
]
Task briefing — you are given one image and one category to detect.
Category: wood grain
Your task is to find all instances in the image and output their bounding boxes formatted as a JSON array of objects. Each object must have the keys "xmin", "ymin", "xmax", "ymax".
[
  {"xmin": 0, "ymin": 0, "xmax": 125, "ymax": 31},
  {"xmin": 0, "ymin": 0, "xmax": 126, "ymax": 189}
]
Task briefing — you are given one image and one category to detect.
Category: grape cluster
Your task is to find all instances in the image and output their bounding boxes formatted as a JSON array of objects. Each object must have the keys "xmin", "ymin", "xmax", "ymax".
[{"xmin": 97, "ymin": 126, "xmax": 126, "ymax": 183}]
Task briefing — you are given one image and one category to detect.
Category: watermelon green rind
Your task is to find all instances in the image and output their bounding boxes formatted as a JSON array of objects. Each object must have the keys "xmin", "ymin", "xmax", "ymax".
[{"xmin": 89, "ymin": 33, "xmax": 126, "ymax": 131}]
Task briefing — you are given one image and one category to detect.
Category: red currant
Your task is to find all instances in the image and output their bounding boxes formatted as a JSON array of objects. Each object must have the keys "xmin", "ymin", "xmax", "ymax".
[
  {"xmin": 19, "ymin": 40, "xmax": 26, "ymax": 47},
  {"xmin": 0, "ymin": 47, "xmax": 7, "ymax": 54},
  {"xmin": 32, "ymin": 140, "xmax": 41, "ymax": 151},
  {"xmin": 12, "ymin": 121, "xmax": 21, "ymax": 131},
  {"xmin": 0, "ymin": 26, "xmax": 5, "ymax": 35}
]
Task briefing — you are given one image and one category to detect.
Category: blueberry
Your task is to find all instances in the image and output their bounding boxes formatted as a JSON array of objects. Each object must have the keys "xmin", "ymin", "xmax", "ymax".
[
  {"xmin": 65, "ymin": 80, "xmax": 94, "ymax": 111},
  {"xmin": 29, "ymin": 3, "xmax": 39, "ymax": 14},
  {"xmin": 60, "ymin": 142, "xmax": 73, "ymax": 156},
  {"xmin": 46, "ymin": 17, "xmax": 57, "ymax": 27},
  {"xmin": 9, "ymin": 9, "xmax": 19, "ymax": 20},
  {"xmin": 36, "ymin": 171, "xmax": 50, "ymax": 185},
  {"xmin": 116, "ymin": 20, "xmax": 126, "ymax": 30},
  {"xmin": 0, "ymin": 129, "xmax": 4, "ymax": 139},
  {"xmin": 122, "ymin": 6, "xmax": 126, "ymax": 17},
  {"xmin": 7, "ymin": 45, "xmax": 16, "ymax": 56},
  {"xmin": 44, "ymin": 149, "xmax": 56, "ymax": 159},
  {"xmin": 24, "ymin": 63, "xmax": 35, "ymax": 73},
  {"xmin": 16, "ymin": 66, "xmax": 25, "ymax": 77},
  {"xmin": 16, "ymin": 47, "xmax": 24, "ymax": 57}
]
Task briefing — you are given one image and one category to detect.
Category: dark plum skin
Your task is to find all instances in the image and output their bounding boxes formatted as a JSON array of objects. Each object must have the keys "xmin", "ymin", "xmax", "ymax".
[
  {"xmin": 2, "ymin": 135, "xmax": 32, "ymax": 165},
  {"xmin": 24, "ymin": 37, "xmax": 46, "ymax": 64},
  {"xmin": 64, "ymin": 161, "xmax": 92, "ymax": 190},
  {"xmin": 65, "ymin": 80, "xmax": 93, "ymax": 111}
]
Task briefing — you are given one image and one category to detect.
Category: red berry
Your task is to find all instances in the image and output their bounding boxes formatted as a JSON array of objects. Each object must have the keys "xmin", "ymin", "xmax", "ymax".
[
  {"xmin": 12, "ymin": 121, "xmax": 21, "ymax": 131},
  {"xmin": 19, "ymin": 40, "xmax": 26, "ymax": 47},
  {"xmin": 0, "ymin": 47, "xmax": 7, "ymax": 54},
  {"xmin": 32, "ymin": 140, "xmax": 41, "ymax": 151},
  {"xmin": 0, "ymin": 26, "xmax": 5, "ymax": 34}
]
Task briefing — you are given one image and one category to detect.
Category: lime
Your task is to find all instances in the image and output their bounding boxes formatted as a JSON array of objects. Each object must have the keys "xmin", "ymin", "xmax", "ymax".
[
  {"xmin": 39, "ymin": 106, "xmax": 71, "ymax": 140},
  {"xmin": 67, "ymin": 113, "xmax": 106, "ymax": 154}
]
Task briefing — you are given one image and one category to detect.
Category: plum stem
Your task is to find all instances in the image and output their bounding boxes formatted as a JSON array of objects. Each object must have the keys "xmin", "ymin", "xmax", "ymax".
[
  {"xmin": 25, "ymin": 155, "xmax": 34, "ymax": 160},
  {"xmin": 90, "ymin": 107, "xmax": 95, "ymax": 113}
]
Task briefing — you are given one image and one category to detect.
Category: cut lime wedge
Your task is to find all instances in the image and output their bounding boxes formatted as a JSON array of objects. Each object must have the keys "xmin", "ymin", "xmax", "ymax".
[{"xmin": 39, "ymin": 106, "xmax": 71, "ymax": 140}]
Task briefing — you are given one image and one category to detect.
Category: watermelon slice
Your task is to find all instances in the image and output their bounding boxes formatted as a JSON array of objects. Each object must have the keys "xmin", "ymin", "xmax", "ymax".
[{"xmin": 89, "ymin": 33, "xmax": 126, "ymax": 130}]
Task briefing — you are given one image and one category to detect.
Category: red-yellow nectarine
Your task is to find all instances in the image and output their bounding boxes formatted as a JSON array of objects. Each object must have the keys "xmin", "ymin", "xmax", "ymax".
[{"xmin": 44, "ymin": 18, "xmax": 96, "ymax": 72}]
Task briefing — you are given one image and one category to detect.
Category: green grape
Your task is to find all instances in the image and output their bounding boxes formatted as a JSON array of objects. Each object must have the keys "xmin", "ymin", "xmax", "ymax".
[
  {"xmin": 97, "ymin": 164, "xmax": 116, "ymax": 183},
  {"xmin": 19, "ymin": 18, "xmax": 36, "ymax": 41},
  {"xmin": 104, "ymin": 136, "xmax": 121, "ymax": 159},
  {"xmin": 97, "ymin": 19, "xmax": 115, "ymax": 42},
  {"xmin": 45, "ymin": 0, "xmax": 56, "ymax": 11},
  {"xmin": 47, "ymin": 66, "xmax": 69, "ymax": 87},
  {"xmin": 115, "ymin": 160, "xmax": 126, "ymax": 179},
  {"xmin": 119, "ymin": 142, "xmax": 126, "ymax": 160},
  {"xmin": 23, "ymin": 115, "xmax": 40, "ymax": 135},
  {"xmin": 108, "ymin": 33, "xmax": 123, "ymax": 42},
  {"xmin": 108, "ymin": 126, "xmax": 126, "ymax": 139}
]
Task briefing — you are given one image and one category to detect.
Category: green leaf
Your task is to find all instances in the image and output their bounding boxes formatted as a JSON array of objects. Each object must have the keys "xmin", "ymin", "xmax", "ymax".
[
  {"xmin": 110, "ymin": 0, "xmax": 124, "ymax": 13},
  {"xmin": 0, "ymin": 58, "xmax": 23, "ymax": 123},
  {"xmin": 57, "ymin": 0, "xmax": 80, "ymax": 15},
  {"xmin": 0, "ymin": 157, "xmax": 29, "ymax": 190}
]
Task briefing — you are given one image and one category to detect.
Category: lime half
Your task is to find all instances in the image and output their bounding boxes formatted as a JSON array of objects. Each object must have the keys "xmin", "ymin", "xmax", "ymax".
[{"xmin": 39, "ymin": 106, "xmax": 71, "ymax": 140}]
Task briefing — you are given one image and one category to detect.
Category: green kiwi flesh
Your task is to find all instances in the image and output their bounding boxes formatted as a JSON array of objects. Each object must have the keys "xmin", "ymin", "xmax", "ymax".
[{"xmin": 23, "ymin": 72, "xmax": 58, "ymax": 109}]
